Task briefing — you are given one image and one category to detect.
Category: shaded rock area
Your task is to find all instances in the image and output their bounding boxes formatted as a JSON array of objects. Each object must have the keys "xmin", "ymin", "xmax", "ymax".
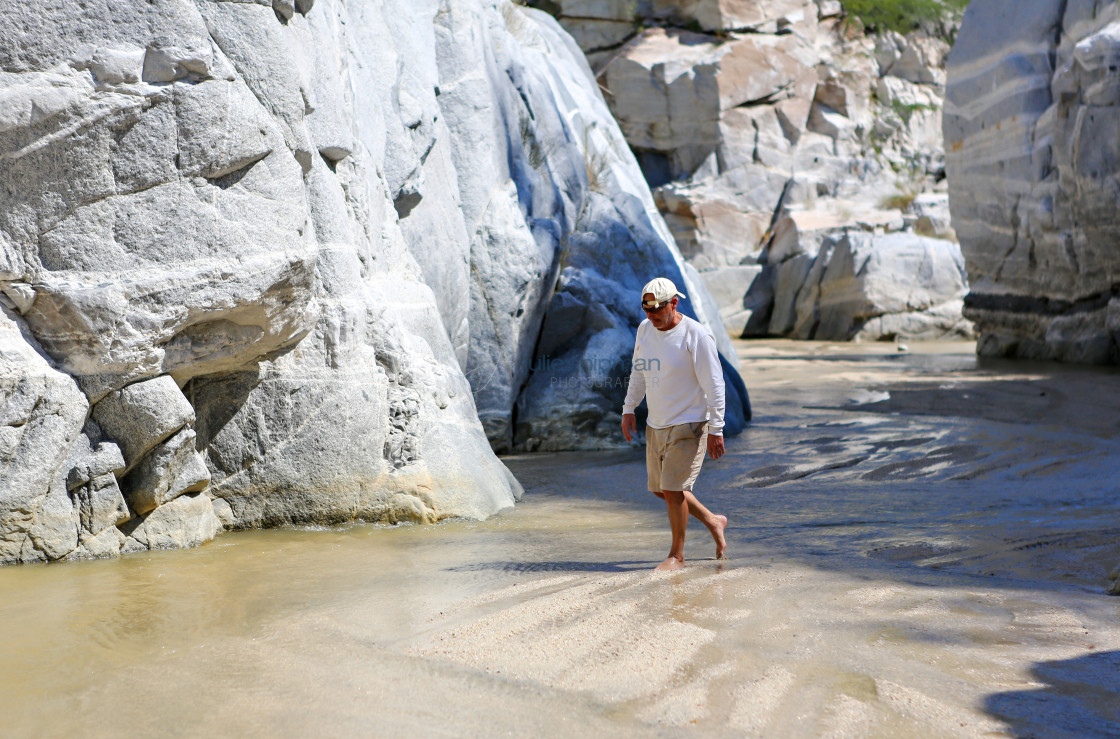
[
  {"xmin": 945, "ymin": 0, "xmax": 1120, "ymax": 365},
  {"xmin": 0, "ymin": 0, "xmax": 747, "ymax": 563},
  {"xmin": 528, "ymin": 0, "xmax": 974, "ymax": 342}
]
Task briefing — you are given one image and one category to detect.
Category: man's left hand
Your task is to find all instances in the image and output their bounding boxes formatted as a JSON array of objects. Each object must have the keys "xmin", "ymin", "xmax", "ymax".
[{"xmin": 707, "ymin": 433, "xmax": 724, "ymax": 460}]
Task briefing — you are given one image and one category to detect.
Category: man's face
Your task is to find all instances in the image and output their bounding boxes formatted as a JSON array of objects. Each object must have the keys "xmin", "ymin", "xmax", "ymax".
[{"xmin": 642, "ymin": 292, "xmax": 678, "ymax": 330}]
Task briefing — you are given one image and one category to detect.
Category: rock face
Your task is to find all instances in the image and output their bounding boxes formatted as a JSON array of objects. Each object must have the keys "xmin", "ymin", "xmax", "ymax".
[
  {"xmin": 0, "ymin": 0, "xmax": 747, "ymax": 563},
  {"xmin": 532, "ymin": 0, "xmax": 974, "ymax": 343},
  {"xmin": 766, "ymin": 231, "xmax": 970, "ymax": 341},
  {"xmin": 945, "ymin": 0, "xmax": 1120, "ymax": 363}
]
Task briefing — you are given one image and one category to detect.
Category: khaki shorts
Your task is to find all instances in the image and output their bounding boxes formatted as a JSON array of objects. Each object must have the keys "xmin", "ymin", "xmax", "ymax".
[{"xmin": 646, "ymin": 421, "xmax": 708, "ymax": 493}]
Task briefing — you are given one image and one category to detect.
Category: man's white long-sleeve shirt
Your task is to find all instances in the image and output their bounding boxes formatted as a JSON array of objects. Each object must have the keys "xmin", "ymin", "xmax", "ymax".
[{"xmin": 622, "ymin": 315, "xmax": 725, "ymax": 435}]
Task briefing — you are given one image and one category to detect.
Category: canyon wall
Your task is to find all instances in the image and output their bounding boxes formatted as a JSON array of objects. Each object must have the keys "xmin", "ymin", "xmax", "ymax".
[
  {"xmin": 945, "ymin": 0, "xmax": 1120, "ymax": 363},
  {"xmin": 0, "ymin": 0, "xmax": 747, "ymax": 563},
  {"xmin": 533, "ymin": 0, "xmax": 974, "ymax": 343}
]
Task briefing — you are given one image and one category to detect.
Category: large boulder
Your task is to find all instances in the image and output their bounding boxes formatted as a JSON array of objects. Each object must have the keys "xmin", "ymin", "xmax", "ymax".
[
  {"xmin": 178, "ymin": 0, "xmax": 525, "ymax": 527},
  {"xmin": 601, "ymin": 27, "xmax": 815, "ymax": 181},
  {"xmin": 797, "ymin": 232, "xmax": 972, "ymax": 341},
  {"xmin": 945, "ymin": 0, "xmax": 1120, "ymax": 363}
]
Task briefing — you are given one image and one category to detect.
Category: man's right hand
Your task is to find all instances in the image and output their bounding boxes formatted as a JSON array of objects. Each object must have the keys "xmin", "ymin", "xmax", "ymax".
[{"xmin": 621, "ymin": 413, "xmax": 637, "ymax": 442}]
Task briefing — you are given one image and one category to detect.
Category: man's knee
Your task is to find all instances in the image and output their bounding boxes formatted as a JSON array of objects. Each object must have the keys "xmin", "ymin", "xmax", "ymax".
[{"xmin": 662, "ymin": 490, "xmax": 685, "ymax": 503}]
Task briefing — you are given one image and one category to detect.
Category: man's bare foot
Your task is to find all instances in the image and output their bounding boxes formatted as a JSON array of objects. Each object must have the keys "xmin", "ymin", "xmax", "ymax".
[
  {"xmin": 654, "ymin": 556, "xmax": 685, "ymax": 571},
  {"xmin": 712, "ymin": 515, "xmax": 728, "ymax": 559}
]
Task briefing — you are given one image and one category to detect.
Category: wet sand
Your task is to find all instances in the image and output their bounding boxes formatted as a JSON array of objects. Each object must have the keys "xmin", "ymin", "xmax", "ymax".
[{"xmin": 2, "ymin": 340, "xmax": 1119, "ymax": 736}]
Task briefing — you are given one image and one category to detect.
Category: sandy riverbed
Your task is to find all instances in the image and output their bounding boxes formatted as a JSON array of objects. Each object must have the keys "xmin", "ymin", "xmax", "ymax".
[{"xmin": 1, "ymin": 340, "xmax": 1118, "ymax": 737}]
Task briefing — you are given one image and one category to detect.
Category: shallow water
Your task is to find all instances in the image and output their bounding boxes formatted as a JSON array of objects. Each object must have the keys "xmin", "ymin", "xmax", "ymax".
[{"xmin": 3, "ymin": 340, "xmax": 1120, "ymax": 737}]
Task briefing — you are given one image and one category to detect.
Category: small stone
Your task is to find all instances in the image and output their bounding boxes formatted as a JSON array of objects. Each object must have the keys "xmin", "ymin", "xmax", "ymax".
[
  {"xmin": 210, "ymin": 497, "xmax": 235, "ymax": 528},
  {"xmin": 66, "ymin": 441, "xmax": 126, "ymax": 492},
  {"xmin": 91, "ymin": 375, "xmax": 195, "ymax": 470},
  {"xmin": 76, "ymin": 473, "xmax": 130, "ymax": 536},
  {"xmin": 122, "ymin": 428, "xmax": 210, "ymax": 515},
  {"xmin": 0, "ymin": 282, "xmax": 35, "ymax": 314},
  {"xmin": 122, "ymin": 493, "xmax": 220, "ymax": 551}
]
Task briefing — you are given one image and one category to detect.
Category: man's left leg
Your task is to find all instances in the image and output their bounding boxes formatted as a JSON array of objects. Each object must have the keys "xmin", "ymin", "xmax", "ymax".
[{"xmin": 683, "ymin": 490, "xmax": 727, "ymax": 559}]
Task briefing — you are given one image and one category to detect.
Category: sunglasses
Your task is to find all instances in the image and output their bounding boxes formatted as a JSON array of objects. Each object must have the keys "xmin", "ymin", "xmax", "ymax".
[{"xmin": 641, "ymin": 298, "xmax": 672, "ymax": 313}]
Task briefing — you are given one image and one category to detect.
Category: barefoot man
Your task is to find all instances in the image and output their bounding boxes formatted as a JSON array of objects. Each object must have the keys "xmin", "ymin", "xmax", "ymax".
[{"xmin": 621, "ymin": 277, "xmax": 728, "ymax": 571}]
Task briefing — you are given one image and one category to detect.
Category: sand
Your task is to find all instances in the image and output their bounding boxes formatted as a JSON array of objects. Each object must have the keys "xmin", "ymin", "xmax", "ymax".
[{"xmin": 1, "ymin": 339, "xmax": 1118, "ymax": 736}]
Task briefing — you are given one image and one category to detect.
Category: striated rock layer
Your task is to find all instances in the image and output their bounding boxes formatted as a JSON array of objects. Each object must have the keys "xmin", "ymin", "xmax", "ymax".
[
  {"xmin": 0, "ymin": 0, "xmax": 748, "ymax": 563},
  {"xmin": 945, "ymin": 0, "xmax": 1120, "ymax": 363}
]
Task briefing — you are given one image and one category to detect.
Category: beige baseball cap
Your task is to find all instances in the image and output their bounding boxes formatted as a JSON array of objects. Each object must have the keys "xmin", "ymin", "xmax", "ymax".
[{"xmin": 641, "ymin": 277, "xmax": 686, "ymax": 303}]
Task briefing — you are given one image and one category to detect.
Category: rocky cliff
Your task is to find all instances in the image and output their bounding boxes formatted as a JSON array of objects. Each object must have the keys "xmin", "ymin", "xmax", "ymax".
[
  {"xmin": 0, "ymin": 0, "xmax": 748, "ymax": 563},
  {"xmin": 532, "ymin": 0, "xmax": 974, "ymax": 343},
  {"xmin": 945, "ymin": 0, "xmax": 1120, "ymax": 363}
]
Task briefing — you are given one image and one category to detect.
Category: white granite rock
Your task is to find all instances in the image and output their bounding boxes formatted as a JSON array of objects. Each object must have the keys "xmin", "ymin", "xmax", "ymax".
[
  {"xmin": 697, "ymin": 264, "xmax": 766, "ymax": 334},
  {"xmin": 1, "ymin": 39, "xmax": 322, "ymax": 401},
  {"xmin": 654, "ymin": 183, "xmax": 770, "ymax": 269},
  {"xmin": 71, "ymin": 526, "xmax": 127, "ymax": 560},
  {"xmin": 565, "ymin": 1, "xmax": 958, "ymax": 333},
  {"xmin": 876, "ymin": 30, "xmax": 948, "ymax": 86},
  {"xmin": 75, "ymin": 473, "xmax": 130, "ymax": 537},
  {"xmin": 602, "ymin": 27, "xmax": 813, "ymax": 179},
  {"xmin": 434, "ymin": 3, "xmax": 575, "ymax": 452},
  {"xmin": 0, "ymin": 309, "xmax": 87, "ymax": 564},
  {"xmin": 796, "ymin": 232, "xmax": 973, "ymax": 341},
  {"xmin": 65, "ymin": 440, "xmax": 126, "ymax": 492}
]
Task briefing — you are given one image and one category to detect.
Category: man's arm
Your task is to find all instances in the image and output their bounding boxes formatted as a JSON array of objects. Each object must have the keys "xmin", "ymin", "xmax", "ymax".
[
  {"xmin": 692, "ymin": 329, "xmax": 725, "ymax": 458},
  {"xmin": 621, "ymin": 343, "xmax": 646, "ymax": 442}
]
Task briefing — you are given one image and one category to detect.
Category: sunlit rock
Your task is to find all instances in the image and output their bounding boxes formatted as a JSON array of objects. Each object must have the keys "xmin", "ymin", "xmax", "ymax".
[{"xmin": 122, "ymin": 492, "xmax": 220, "ymax": 552}]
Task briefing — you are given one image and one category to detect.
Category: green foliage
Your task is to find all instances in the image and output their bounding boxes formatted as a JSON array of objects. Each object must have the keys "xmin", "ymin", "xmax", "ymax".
[
  {"xmin": 889, "ymin": 99, "xmax": 936, "ymax": 124},
  {"xmin": 841, "ymin": 0, "xmax": 968, "ymax": 34}
]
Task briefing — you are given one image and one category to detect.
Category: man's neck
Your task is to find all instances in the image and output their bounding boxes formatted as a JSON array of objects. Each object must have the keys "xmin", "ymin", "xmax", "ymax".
[{"xmin": 657, "ymin": 312, "xmax": 684, "ymax": 331}]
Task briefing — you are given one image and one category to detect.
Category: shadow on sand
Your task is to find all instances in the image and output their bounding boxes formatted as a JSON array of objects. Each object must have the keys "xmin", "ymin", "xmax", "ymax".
[{"xmin": 984, "ymin": 650, "xmax": 1120, "ymax": 737}]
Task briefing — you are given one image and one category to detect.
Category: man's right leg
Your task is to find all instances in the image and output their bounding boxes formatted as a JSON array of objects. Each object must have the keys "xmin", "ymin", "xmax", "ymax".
[{"xmin": 655, "ymin": 490, "xmax": 688, "ymax": 571}]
